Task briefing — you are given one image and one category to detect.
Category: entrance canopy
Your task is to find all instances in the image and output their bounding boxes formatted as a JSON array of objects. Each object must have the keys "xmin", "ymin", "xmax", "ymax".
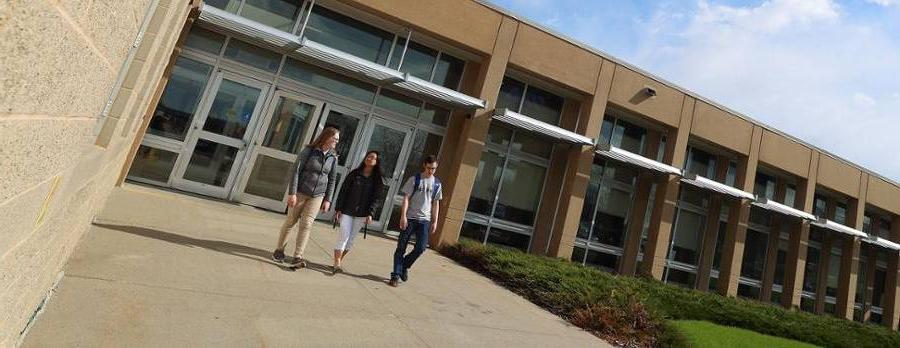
[
  {"xmin": 492, "ymin": 108, "xmax": 594, "ymax": 146},
  {"xmin": 197, "ymin": 4, "xmax": 485, "ymax": 110},
  {"xmin": 594, "ymin": 143, "xmax": 682, "ymax": 176}
]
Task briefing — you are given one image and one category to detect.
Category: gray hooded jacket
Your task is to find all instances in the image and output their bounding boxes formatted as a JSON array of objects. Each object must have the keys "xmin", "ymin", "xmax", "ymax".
[{"xmin": 288, "ymin": 146, "xmax": 338, "ymax": 203}]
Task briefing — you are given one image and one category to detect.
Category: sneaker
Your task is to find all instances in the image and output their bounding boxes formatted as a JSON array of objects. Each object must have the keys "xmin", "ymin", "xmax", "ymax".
[
  {"xmin": 389, "ymin": 277, "xmax": 399, "ymax": 287},
  {"xmin": 331, "ymin": 265, "xmax": 342, "ymax": 275},
  {"xmin": 272, "ymin": 249, "xmax": 285, "ymax": 263},
  {"xmin": 287, "ymin": 257, "xmax": 306, "ymax": 269},
  {"xmin": 400, "ymin": 267, "xmax": 409, "ymax": 282}
]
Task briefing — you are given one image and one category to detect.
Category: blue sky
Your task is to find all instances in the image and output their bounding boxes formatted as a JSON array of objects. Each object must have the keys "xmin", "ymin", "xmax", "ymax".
[{"xmin": 489, "ymin": 0, "xmax": 900, "ymax": 182}]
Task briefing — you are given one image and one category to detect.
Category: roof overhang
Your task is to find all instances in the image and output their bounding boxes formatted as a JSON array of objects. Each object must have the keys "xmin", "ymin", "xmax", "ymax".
[
  {"xmin": 811, "ymin": 218, "xmax": 869, "ymax": 239},
  {"xmin": 491, "ymin": 109, "xmax": 594, "ymax": 146},
  {"xmin": 861, "ymin": 236, "xmax": 900, "ymax": 252},
  {"xmin": 198, "ymin": 4, "xmax": 301, "ymax": 52}
]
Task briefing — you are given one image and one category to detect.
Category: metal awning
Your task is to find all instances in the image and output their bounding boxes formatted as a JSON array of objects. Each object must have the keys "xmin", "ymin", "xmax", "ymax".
[
  {"xmin": 811, "ymin": 218, "xmax": 868, "ymax": 239},
  {"xmin": 680, "ymin": 173, "xmax": 755, "ymax": 200},
  {"xmin": 492, "ymin": 109, "xmax": 594, "ymax": 146},
  {"xmin": 861, "ymin": 236, "xmax": 900, "ymax": 252},
  {"xmin": 394, "ymin": 74, "xmax": 486, "ymax": 110},
  {"xmin": 594, "ymin": 143, "xmax": 681, "ymax": 176},
  {"xmin": 751, "ymin": 197, "xmax": 816, "ymax": 221},
  {"xmin": 293, "ymin": 38, "xmax": 405, "ymax": 84},
  {"xmin": 198, "ymin": 4, "xmax": 301, "ymax": 51}
]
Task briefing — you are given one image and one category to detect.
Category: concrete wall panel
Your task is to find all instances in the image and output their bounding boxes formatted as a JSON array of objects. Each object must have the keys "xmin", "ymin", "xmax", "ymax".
[
  {"xmin": 759, "ymin": 130, "xmax": 812, "ymax": 178},
  {"xmin": 508, "ymin": 24, "xmax": 601, "ymax": 94},
  {"xmin": 817, "ymin": 155, "xmax": 862, "ymax": 198},
  {"xmin": 691, "ymin": 101, "xmax": 754, "ymax": 155},
  {"xmin": 348, "ymin": 0, "xmax": 502, "ymax": 55},
  {"xmin": 868, "ymin": 177, "xmax": 900, "ymax": 215},
  {"xmin": 607, "ymin": 65, "xmax": 683, "ymax": 127}
]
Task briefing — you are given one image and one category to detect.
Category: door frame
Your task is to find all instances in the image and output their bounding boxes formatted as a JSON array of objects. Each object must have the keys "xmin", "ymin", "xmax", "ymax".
[
  {"xmin": 231, "ymin": 88, "xmax": 326, "ymax": 210},
  {"xmin": 355, "ymin": 115, "xmax": 416, "ymax": 230},
  {"xmin": 170, "ymin": 70, "xmax": 272, "ymax": 198}
]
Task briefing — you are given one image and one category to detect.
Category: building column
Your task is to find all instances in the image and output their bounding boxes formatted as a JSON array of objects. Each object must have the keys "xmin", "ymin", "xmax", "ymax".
[
  {"xmin": 638, "ymin": 97, "xmax": 695, "ymax": 279},
  {"xmin": 716, "ymin": 126, "xmax": 763, "ymax": 297},
  {"xmin": 836, "ymin": 175, "xmax": 867, "ymax": 319},
  {"xmin": 619, "ymin": 131, "xmax": 662, "ymax": 275},
  {"xmin": 782, "ymin": 152, "xmax": 819, "ymax": 309},
  {"xmin": 541, "ymin": 58, "xmax": 615, "ymax": 258},
  {"xmin": 433, "ymin": 17, "xmax": 517, "ymax": 248},
  {"xmin": 760, "ymin": 182, "xmax": 788, "ymax": 301},
  {"xmin": 695, "ymin": 156, "xmax": 730, "ymax": 291},
  {"xmin": 882, "ymin": 215, "xmax": 900, "ymax": 330}
]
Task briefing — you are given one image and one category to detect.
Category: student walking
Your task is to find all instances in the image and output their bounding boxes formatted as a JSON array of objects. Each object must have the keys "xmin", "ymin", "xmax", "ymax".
[
  {"xmin": 272, "ymin": 127, "xmax": 340, "ymax": 269},
  {"xmin": 390, "ymin": 155, "xmax": 442, "ymax": 287},
  {"xmin": 333, "ymin": 150, "xmax": 384, "ymax": 275}
]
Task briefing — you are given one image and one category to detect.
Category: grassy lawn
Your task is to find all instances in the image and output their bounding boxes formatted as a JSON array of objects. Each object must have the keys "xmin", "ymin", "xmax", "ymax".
[
  {"xmin": 672, "ymin": 320, "xmax": 819, "ymax": 348},
  {"xmin": 440, "ymin": 239, "xmax": 900, "ymax": 347}
]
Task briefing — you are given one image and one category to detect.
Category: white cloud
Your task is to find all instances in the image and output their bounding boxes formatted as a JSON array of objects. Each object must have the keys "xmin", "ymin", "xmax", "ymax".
[
  {"xmin": 630, "ymin": 0, "xmax": 900, "ymax": 181},
  {"xmin": 866, "ymin": 0, "xmax": 898, "ymax": 7}
]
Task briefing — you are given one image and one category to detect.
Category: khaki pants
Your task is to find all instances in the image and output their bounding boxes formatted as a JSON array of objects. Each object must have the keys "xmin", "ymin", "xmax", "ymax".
[{"xmin": 275, "ymin": 193, "xmax": 324, "ymax": 258}]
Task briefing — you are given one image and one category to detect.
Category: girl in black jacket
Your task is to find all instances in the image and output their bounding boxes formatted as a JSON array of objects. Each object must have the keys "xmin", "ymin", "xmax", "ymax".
[{"xmin": 332, "ymin": 150, "xmax": 384, "ymax": 274}]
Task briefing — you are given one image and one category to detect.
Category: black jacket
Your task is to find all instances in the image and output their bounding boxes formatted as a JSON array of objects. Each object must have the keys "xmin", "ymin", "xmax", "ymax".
[{"xmin": 334, "ymin": 168, "xmax": 383, "ymax": 217}]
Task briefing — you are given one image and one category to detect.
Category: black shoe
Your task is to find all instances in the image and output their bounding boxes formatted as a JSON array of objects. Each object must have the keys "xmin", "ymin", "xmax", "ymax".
[
  {"xmin": 331, "ymin": 265, "xmax": 342, "ymax": 275},
  {"xmin": 389, "ymin": 277, "xmax": 399, "ymax": 287},
  {"xmin": 287, "ymin": 257, "xmax": 306, "ymax": 269},
  {"xmin": 272, "ymin": 249, "xmax": 285, "ymax": 263},
  {"xmin": 400, "ymin": 268, "xmax": 409, "ymax": 282}
]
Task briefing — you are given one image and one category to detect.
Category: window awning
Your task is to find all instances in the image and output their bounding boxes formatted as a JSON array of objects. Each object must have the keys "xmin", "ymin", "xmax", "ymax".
[
  {"xmin": 197, "ymin": 5, "xmax": 486, "ymax": 110},
  {"xmin": 492, "ymin": 109, "xmax": 594, "ymax": 146},
  {"xmin": 861, "ymin": 236, "xmax": 900, "ymax": 252},
  {"xmin": 394, "ymin": 74, "xmax": 486, "ymax": 109},
  {"xmin": 198, "ymin": 4, "xmax": 301, "ymax": 52},
  {"xmin": 811, "ymin": 218, "xmax": 868, "ymax": 239},
  {"xmin": 751, "ymin": 197, "xmax": 816, "ymax": 221},
  {"xmin": 594, "ymin": 143, "xmax": 681, "ymax": 176},
  {"xmin": 680, "ymin": 173, "xmax": 755, "ymax": 200}
]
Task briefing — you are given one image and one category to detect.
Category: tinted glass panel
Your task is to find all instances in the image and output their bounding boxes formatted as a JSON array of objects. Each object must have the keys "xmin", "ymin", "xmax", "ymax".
[
  {"xmin": 610, "ymin": 119, "xmax": 646, "ymax": 154},
  {"xmin": 486, "ymin": 227, "xmax": 530, "ymax": 252},
  {"xmin": 262, "ymin": 97, "xmax": 315, "ymax": 154},
  {"xmin": 685, "ymin": 147, "xmax": 716, "ymax": 178},
  {"xmin": 585, "ymin": 249, "xmax": 619, "ymax": 272},
  {"xmin": 494, "ymin": 159, "xmax": 546, "ymax": 226},
  {"xmin": 740, "ymin": 229, "xmax": 769, "ymax": 280},
  {"xmin": 496, "ymin": 77, "xmax": 525, "ymax": 111},
  {"xmin": 432, "ymin": 53, "xmax": 465, "ymax": 89},
  {"xmin": 592, "ymin": 183, "xmax": 631, "ymax": 247},
  {"xmin": 184, "ymin": 27, "xmax": 225, "ymax": 55},
  {"xmin": 572, "ymin": 246, "xmax": 587, "ymax": 264},
  {"xmin": 240, "ymin": 0, "xmax": 302, "ymax": 32},
  {"xmin": 671, "ymin": 209, "xmax": 706, "ymax": 265},
  {"xmin": 376, "ymin": 89, "xmax": 421, "ymax": 117},
  {"xmin": 578, "ymin": 162, "xmax": 604, "ymax": 240},
  {"xmin": 202, "ymin": 79, "xmax": 262, "ymax": 139},
  {"xmin": 244, "ymin": 155, "xmax": 292, "ymax": 200},
  {"xmin": 511, "ymin": 132, "xmax": 552, "ymax": 158},
  {"xmin": 486, "ymin": 124, "xmax": 512, "ymax": 147},
  {"xmin": 467, "ymin": 151, "xmax": 504, "ymax": 216},
  {"xmin": 305, "ymin": 6, "xmax": 393, "ymax": 64},
  {"xmin": 402, "ymin": 130, "xmax": 443, "ymax": 184},
  {"xmin": 183, "ymin": 139, "xmax": 238, "ymax": 187},
  {"xmin": 419, "ymin": 103, "xmax": 449, "ymax": 127},
  {"xmin": 283, "ymin": 58, "xmax": 376, "ymax": 103},
  {"xmin": 224, "ymin": 39, "xmax": 281, "ymax": 73},
  {"xmin": 460, "ymin": 221, "xmax": 488, "ymax": 243},
  {"xmin": 520, "ymin": 84, "xmax": 564, "ymax": 125},
  {"xmin": 826, "ymin": 250, "xmax": 841, "ymax": 297},
  {"xmin": 803, "ymin": 247, "xmax": 820, "ymax": 293},
  {"xmin": 321, "ymin": 111, "xmax": 358, "ymax": 166},
  {"xmin": 148, "ymin": 58, "xmax": 213, "ymax": 141},
  {"xmin": 129, "ymin": 146, "xmax": 178, "ymax": 183},
  {"xmin": 389, "ymin": 41, "xmax": 438, "ymax": 80},
  {"xmin": 206, "ymin": 0, "xmax": 240, "ymax": 12},
  {"xmin": 666, "ymin": 268, "xmax": 696, "ymax": 288}
]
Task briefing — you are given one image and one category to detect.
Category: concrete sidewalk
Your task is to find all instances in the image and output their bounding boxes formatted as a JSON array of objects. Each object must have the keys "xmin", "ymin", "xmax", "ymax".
[{"xmin": 21, "ymin": 184, "xmax": 607, "ymax": 347}]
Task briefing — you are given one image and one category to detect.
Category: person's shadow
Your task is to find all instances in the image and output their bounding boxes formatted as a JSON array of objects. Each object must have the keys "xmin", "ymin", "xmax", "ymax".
[{"xmin": 94, "ymin": 223, "xmax": 389, "ymax": 285}]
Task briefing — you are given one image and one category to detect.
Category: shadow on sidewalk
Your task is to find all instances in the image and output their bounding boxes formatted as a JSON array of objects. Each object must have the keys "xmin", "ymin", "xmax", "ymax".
[{"xmin": 94, "ymin": 222, "xmax": 390, "ymax": 285}]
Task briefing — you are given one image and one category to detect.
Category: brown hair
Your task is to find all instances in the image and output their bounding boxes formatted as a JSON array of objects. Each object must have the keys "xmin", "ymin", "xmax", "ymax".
[{"xmin": 310, "ymin": 126, "xmax": 339, "ymax": 149}]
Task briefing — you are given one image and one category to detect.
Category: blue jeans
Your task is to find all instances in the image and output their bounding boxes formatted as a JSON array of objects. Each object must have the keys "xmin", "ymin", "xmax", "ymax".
[{"xmin": 392, "ymin": 219, "xmax": 430, "ymax": 278}]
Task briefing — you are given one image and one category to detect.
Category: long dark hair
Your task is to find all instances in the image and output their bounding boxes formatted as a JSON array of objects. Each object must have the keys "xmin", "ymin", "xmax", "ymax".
[{"xmin": 355, "ymin": 150, "xmax": 384, "ymax": 182}]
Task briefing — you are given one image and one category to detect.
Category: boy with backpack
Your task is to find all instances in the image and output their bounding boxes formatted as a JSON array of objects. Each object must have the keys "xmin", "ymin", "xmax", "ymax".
[{"xmin": 390, "ymin": 155, "xmax": 442, "ymax": 287}]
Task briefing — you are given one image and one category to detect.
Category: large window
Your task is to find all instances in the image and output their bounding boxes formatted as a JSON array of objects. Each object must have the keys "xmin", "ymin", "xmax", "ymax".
[
  {"xmin": 496, "ymin": 77, "xmax": 565, "ymax": 125},
  {"xmin": 462, "ymin": 125, "xmax": 551, "ymax": 252},
  {"xmin": 147, "ymin": 57, "xmax": 214, "ymax": 141}
]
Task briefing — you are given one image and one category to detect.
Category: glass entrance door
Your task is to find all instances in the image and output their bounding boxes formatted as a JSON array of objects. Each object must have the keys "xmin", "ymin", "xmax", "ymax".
[
  {"xmin": 356, "ymin": 118, "xmax": 414, "ymax": 230},
  {"xmin": 313, "ymin": 103, "xmax": 367, "ymax": 221},
  {"xmin": 234, "ymin": 90, "xmax": 323, "ymax": 211},
  {"xmin": 172, "ymin": 71, "xmax": 270, "ymax": 198}
]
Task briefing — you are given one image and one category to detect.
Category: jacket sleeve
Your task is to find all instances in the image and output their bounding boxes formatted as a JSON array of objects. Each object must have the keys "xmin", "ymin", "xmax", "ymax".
[
  {"xmin": 334, "ymin": 169, "xmax": 352, "ymax": 212},
  {"xmin": 324, "ymin": 155, "xmax": 337, "ymax": 203},
  {"xmin": 368, "ymin": 175, "xmax": 384, "ymax": 217},
  {"xmin": 288, "ymin": 147, "xmax": 311, "ymax": 195}
]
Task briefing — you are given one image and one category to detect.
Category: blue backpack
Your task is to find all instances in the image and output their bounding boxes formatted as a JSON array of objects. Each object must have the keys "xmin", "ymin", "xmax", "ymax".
[{"xmin": 413, "ymin": 173, "xmax": 441, "ymax": 200}]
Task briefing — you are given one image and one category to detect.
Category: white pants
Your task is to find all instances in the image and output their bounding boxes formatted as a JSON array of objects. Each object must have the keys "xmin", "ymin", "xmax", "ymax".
[{"xmin": 335, "ymin": 214, "xmax": 366, "ymax": 251}]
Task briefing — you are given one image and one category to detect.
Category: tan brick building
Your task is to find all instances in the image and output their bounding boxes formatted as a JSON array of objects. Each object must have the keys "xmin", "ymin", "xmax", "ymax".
[{"xmin": 4, "ymin": 0, "xmax": 900, "ymax": 344}]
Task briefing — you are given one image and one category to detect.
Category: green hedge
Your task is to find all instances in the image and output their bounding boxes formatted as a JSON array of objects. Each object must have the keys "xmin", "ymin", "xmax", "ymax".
[{"xmin": 440, "ymin": 239, "xmax": 900, "ymax": 348}]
